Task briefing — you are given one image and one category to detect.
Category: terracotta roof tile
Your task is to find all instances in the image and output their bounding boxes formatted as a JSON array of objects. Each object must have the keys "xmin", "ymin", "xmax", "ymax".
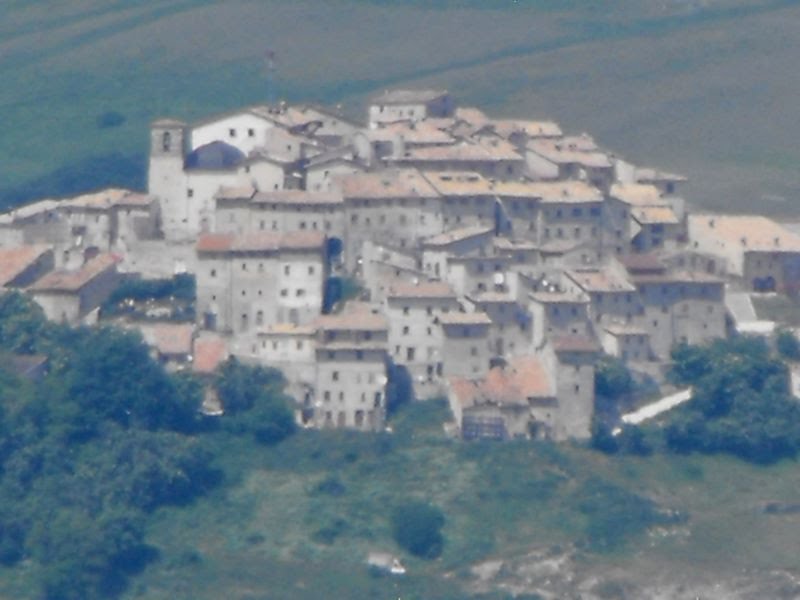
[
  {"xmin": 439, "ymin": 312, "xmax": 492, "ymax": 326},
  {"xmin": 449, "ymin": 354, "xmax": 553, "ymax": 409},
  {"xmin": 551, "ymin": 335, "xmax": 600, "ymax": 353},
  {"xmin": 314, "ymin": 302, "xmax": 388, "ymax": 331},
  {"xmin": 565, "ymin": 269, "xmax": 635, "ymax": 293},
  {"xmin": 335, "ymin": 169, "xmax": 439, "ymax": 199},
  {"xmin": 196, "ymin": 231, "xmax": 325, "ymax": 253},
  {"xmin": 689, "ymin": 214, "xmax": 800, "ymax": 253},
  {"xmin": 193, "ymin": 334, "xmax": 229, "ymax": 373},
  {"xmin": 251, "ymin": 190, "xmax": 343, "ymax": 206},
  {"xmin": 137, "ymin": 323, "xmax": 194, "ymax": 356},
  {"xmin": 29, "ymin": 253, "xmax": 118, "ymax": 293},
  {"xmin": 387, "ymin": 281, "xmax": 457, "ymax": 299},
  {"xmin": 0, "ymin": 245, "xmax": 52, "ymax": 287},
  {"xmin": 423, "ymin": 225, "xmax": 493, "ymax": 247}
]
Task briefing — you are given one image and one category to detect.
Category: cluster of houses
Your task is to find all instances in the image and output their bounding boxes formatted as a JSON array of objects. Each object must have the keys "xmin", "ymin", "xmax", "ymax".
[{"xmin": 2, "ymin": 89, "xmax": 800, "ymax": 440}]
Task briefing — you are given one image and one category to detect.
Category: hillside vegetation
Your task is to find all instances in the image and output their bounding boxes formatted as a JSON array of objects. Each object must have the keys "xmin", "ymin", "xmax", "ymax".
[{"xmin": 1, "ymin": 0, "xmax": 800, "ymax": 214}]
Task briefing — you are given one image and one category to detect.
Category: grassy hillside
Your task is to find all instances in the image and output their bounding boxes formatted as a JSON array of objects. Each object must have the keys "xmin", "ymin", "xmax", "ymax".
[
  {"xmin": 0, "ymin": 401, "xmax": 790, "ymax": 599},
  {"xmin": 1, "ymin": 0, "xmax": 800, "ymax": 214}
]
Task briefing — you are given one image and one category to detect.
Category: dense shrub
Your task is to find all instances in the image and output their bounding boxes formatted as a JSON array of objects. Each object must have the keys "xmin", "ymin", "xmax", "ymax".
[{"xmin": 391, "ymin": 501, "xmax": 445, "ymax": 559}]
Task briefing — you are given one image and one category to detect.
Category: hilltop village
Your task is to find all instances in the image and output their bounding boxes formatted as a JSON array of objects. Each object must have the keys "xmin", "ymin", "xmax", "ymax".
[{"xmin": 1, "ymin": 89, "xmax": 798, "ymax": 440}]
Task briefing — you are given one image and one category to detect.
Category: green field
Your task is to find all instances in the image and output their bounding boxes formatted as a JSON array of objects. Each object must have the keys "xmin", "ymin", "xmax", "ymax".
[{"xmin": 2, "ymin": 0, "xmax": 800, "ymax": 214}]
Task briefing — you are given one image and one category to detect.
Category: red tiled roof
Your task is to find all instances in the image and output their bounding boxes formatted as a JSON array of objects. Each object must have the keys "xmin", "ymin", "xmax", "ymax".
[
  {"xmin": 193, "ymin": 334, "xmax": 229, "ymax": 373},
  {"xmin": 449, "ymin": 355, "xmax": 553, "ymax": 409}
]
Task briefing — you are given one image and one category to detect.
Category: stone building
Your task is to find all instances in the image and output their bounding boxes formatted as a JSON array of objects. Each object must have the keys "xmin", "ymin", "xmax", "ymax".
[
  {"xmin": 439, "ymin": 311, "xmax": 492, "ymax": 379},
  {"xmin": 421, "ymin": 171, "xmax": 497, "ymax": 230},
  {"xmin": 29, "ymin": 253, "xmax": 121, "ymax": 324},
  {"xmin": 609, "ymin": 183, "xmax": 685, "ymax": 253},
  {"xmin": 447, "ymin": 336, "xmax": 597, "ymax": 442},
  {"xmin": 384, "ymin": 280, "xmax": 461, "ymax": 398},
  {"xmin": 214, "ymin": 187, "xmax": 345, "ymax": 240},
  {"xmin": 529, "ymin": 290, "xmax": 591, "ymax": 349},
  {"xmin": 421, "ymin": 225, "xmax": 495, "ymax": 282},
  {"xmin": 526, "ymin": 136, "xmax": 614, "ymax": 190},
  {"xmin": 312, "ymin": 303, "xmax": 389, "ymax": 430},
  {"xmin": 195, "ymin": 231, "xmax": 327, "ymax": 333},
  {"xmin": 253, "ymin": 323, "xmax": 317, "ymax": 417},
  {"xmin": 466, "ymin": 290, "xmax": 532, "ymax": 360},
  {"xmin": 621, "ymin": 254, "xmax": 726, "ymax": 360},
  {"xmin": 368, "ymin": 90, "xmax": 455, "ymax": 127},
  {"xmin": 334, "ymin": 169, "xmax": 441, "ymax": 272},
  {"xmin": 688, "ymin": 214, "xmax": 800, "ymax": 293},
  {"xmin": 447, "ymin": 354, "xmax": 555, "ymax": 440},
  {"xmin": 387, "ymin": 139, "xmax": 525, "ymax": 180}
]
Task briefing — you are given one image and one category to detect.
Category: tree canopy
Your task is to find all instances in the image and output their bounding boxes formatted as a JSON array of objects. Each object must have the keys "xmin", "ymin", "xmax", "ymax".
[
  {"xmin": 0, "ymin": 293, "xmax": 295, "ymax": 598},
  {"xmin": 665, "ymin": 337, "xmax": 800, "ymax": 463}
]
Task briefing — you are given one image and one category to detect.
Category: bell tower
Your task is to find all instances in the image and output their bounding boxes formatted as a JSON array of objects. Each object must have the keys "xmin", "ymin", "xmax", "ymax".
[{"xmin": 148, "ymin": 119, "xmax": 189, "ymax": 240}]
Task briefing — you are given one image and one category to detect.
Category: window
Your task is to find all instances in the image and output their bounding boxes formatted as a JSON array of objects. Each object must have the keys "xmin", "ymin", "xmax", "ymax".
[
  {"xmin": 470, "ymin": 347, "xmax": 478, "ymax": 357},
  {"xmin": 229, "ymin": 128, "xmax": 236, "ymax": 137},
  {"xmin": 161, "ymin": 131, "xmax": 172, "ymax": 152},
  {"xmin": 332, "ymin": 371, "xmax": 339, "ymax": 382},
  {"xmin": 407, "ymin": 347, "xmax": 415, "ymax": 361},
  {"xmin": 308, "ymin": 266, "xmax": 315, "ymax": 275},
  {"xmin": 248, "ymin": 128, "xmax": 255, "ymax": 137},
  {"xmin": 210, "ymin": 269, "xmax": 216, "ymax": 278},
  {"xmin": 296, "ymin": 289, "xmax": 305, "ymax": 297},
  {"xmin": 284, "ymin": 265, "xmax": 291, "ymax": 275},
  {"xmin": 402, "ymin": 326, "xmax": 410, "ymax": 335},
  {"xmin": 324, "ymin": 391, "xmax": 331, "ymax": 402},
  {"xmin": 280, "ymin": 289, "xmax": 288, "ymax": 297},
  {"xmin": 256, "ymin": 311, "xmax": 264, "ymax": 326},
  {"xmin": 187, "ymin": 189, "xmax": 194, "ymax": 198},
  {"xmin": 356, "ymin": 350, "xmax": 364, "ymax": 360},
  {"xmin": 572, "ymin": 207, "xmax": 582, "ymax": 217},
  {"xmin": 403, "ymin": 306, "xmax": 410, "ymax": 316},
  {"xmin": 242, "ymin": 263, "xmax": 247, "ymax": 271}
]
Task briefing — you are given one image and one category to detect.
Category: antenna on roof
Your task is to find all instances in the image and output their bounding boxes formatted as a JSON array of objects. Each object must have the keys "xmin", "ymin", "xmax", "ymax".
[{"xmin": 264, "ymin": 49, "xmax": 278, "ymax": 105}]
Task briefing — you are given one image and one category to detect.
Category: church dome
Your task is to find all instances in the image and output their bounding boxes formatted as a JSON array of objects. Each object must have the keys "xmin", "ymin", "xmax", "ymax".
[{"xmin": 184, "ymin": 141, "xmax": 245, "ymax": 170}]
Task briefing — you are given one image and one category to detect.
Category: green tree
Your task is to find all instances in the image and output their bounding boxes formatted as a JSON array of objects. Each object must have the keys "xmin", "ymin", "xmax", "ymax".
[
  {"xmin": 594, "ymin": 355, "xmax": 634, "ymax": 399},
  {"xmin": 216, "ymin": 358, "xmax": 296, "ymax": 444},
  {"xmin": 665, "ymin": 337, "xmax": 800, "ymax": 463},
  {"xmin": 776, "ymin": 329, "xmax": 800, "ymax": 361}
]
